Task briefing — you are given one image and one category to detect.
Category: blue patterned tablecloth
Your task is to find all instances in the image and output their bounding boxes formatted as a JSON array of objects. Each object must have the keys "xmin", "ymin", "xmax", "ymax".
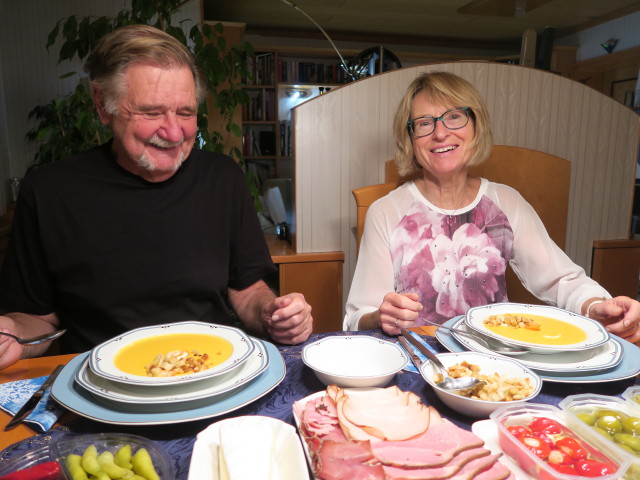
[{"xmin": 1, "ymin": 329, "xmax": 637, "ymax": 479}]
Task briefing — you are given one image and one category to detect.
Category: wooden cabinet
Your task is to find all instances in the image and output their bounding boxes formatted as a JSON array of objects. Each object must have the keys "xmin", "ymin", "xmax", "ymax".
[
  {"xmin": 591, "ymin": 239, "xmax": 640, "ymax": 299},
  {"xmin": 266, "ymin": 234, "xmax": 344, "ymax": 333}
]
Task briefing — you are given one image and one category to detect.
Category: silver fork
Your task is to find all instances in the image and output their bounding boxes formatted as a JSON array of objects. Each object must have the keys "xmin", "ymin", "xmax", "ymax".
[{"xmin": 0, "ymin": 329, "xmax": 67, "ymax": 345}]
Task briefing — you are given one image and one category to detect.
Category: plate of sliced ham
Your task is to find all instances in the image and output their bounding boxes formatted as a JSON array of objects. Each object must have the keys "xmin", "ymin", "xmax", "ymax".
[{"xmin": 292, "ymin": 385, "xmax": 517, "ymax": 480}]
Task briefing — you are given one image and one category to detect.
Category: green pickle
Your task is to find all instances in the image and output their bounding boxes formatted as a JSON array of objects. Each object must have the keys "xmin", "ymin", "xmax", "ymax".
[
  {"xmin": 65, "ymin": 443, "xmax": 161, "ymax": 480},
  {"xmin": 132, "ymin": 448, "xmax": 161, "ymax": 480}
]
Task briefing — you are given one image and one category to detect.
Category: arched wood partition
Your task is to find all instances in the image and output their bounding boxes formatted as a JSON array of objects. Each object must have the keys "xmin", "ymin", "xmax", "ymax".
[{"xmin": 291, "ymin": 61, "xmax": 640, "ymax": 309}]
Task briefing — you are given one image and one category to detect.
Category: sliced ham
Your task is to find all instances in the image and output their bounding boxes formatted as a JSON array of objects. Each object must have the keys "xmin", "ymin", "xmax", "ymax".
[
  {"xmin": 382, "ymin": 447, "xmax": 491, "ymax": 479},
  {"xmin": 316, "ymin": 440, "xmax": 385, "ymax": 480},
  {"xmin": 447, "ymin": 454, "xmax": 504, "ymax": 480},
  {"xmin": 469, "ymin": 458, "xmax": 512, "ymax": 480},
  {"xmin": 371, "ymin": 419, "xmax": 485, "ymax": 467},
  {"xmin": 301, "ymin": 395, "xmax": 340, "ymax": 436}
]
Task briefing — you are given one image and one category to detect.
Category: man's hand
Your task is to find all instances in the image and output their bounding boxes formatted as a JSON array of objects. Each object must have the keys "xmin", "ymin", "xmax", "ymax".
[
  {"xmin": 261, "ymin": 293, "xmax": 313, "ymax": 345},
  {"xmin": 0, "ymin": 312, "xmax": 59, "ymax": 370}
]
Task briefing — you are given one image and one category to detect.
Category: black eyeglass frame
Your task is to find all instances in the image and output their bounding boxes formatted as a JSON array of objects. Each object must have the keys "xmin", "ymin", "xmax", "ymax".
[{"xmin": 407, "ymin": 107, "xmax": 472, "ymax": 138}]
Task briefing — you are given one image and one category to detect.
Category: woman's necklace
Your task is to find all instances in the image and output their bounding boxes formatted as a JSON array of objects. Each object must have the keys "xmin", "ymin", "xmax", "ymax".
[{"xmin": 419, "ymin": 179, "xmax": 466, "ymax": 218}]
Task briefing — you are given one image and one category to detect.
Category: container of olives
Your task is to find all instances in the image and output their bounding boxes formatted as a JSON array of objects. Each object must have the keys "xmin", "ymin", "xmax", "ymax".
[
  {"xmin": 622, "ymin": 386, "xmax": 640, "ymax": 407},
  {"xmin": 559, "ymin": 393, "xmax": 640, "ymax": 479}
]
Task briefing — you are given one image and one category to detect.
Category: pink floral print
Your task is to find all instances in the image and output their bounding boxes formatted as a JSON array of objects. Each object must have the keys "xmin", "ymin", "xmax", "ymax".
[{"xmin": 392, "ymin": 196, "xmax": 512, "ymax": 325}]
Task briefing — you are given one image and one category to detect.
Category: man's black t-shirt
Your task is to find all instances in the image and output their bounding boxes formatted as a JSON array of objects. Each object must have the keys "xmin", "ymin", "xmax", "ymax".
[{"xmin": 0, "ymin": 143, "xmax": 276, "ymax": 352}]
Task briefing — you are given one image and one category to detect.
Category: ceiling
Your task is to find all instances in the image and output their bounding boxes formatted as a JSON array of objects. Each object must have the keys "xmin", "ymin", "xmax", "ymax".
[{"xmin": 203, "ymin": 0, "xmax": 640, "ymax": 52}]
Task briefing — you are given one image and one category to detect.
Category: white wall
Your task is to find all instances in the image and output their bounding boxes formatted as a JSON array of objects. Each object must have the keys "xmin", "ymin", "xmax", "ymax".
[
  {"xmin": 0, "ymin": 0, "xmax": 201, "ymax": 212},
  {"xmin": 558, "ymin": 11, "xmax": 640, "ymax": 61}
]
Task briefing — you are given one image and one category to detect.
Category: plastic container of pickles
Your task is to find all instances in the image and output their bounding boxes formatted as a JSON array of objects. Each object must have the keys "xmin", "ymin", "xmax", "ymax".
[
  {"xmin": 490, "ymin": 403, "xmax": 630, "ymax": 479},
  {"xmin": 559, "ymin": 393, "xmax": 640, "ymax": 480}
]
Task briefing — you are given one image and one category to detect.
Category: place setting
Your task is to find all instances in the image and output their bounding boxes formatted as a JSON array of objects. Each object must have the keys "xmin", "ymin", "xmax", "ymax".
[
  {"xmin": 434, "ymin": 302, "xmax": 640, "ymax": 383},
  {"xmin": 49, "ymin": 321, "xmax": 287, "ymax": 425}
]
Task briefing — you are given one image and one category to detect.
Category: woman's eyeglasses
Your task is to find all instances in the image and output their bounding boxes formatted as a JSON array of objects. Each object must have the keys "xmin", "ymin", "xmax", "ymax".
[{"xmin": 407, "ymin": 107, "xmax": 471, "ymax": 138}]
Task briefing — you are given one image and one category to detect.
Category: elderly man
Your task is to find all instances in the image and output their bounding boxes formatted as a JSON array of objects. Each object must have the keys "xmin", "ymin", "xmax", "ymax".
[{"xmin": 0, "ymin": 25, "xmax": 312, "ymax": 369}]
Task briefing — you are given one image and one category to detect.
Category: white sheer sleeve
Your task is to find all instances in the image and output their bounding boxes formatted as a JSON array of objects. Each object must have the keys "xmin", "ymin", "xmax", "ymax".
[
  {"xmin": 488, "ymin": 183, "xmax": 610, "ymax": 313},
  {"xmin": 343, "ymin": 185, "xmax": 412, "ymax": 330}
]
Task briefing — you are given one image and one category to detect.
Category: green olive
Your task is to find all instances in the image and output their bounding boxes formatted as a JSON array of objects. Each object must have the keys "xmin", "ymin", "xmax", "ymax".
[
  {"xmin": 594, "ymin": 409, "xmax": 626, "ymax": 421},
  {"xmin": 596, "ymin": 415, "xmax": 623, "ymax": 434},
  {"xmin": 632, "ymin": 394, "xmax": 640, "ymax": 404},
  {"xmin": 622, "ymin": 416, "xmax": 640, "ymax": 435},
  {"xmin": 592, "ymin": 426, "xmax": 613, "ymax": 440},
  {"xmin": 614, "ymin": 433, "xmax": 640, "ymax": 452},
  {"xmin": 576, "ymin": 412, "xmax": 596, "ymax": 425}
]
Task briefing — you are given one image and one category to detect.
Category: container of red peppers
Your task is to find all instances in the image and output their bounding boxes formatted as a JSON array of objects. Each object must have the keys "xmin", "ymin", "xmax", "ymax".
[
  {"xmin": 560, "ymin": 394, "xmax": 640, "ymax": 480},
  {"xmin": 0, "ymin": 446, "xmax": 63, "ymax": 480},
  {"xmin": 490, "ymin": 403, "xmax": 630, "ymax": 479}
]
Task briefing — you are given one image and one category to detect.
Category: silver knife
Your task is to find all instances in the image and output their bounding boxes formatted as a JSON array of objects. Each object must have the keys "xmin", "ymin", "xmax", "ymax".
[
  {"xmin": 4, "ymin": 364, "xmax": 65, "ymax": 431},
  {"xmin": 397, "ymin": 335, "xmax": 422, "ymax": 369}
]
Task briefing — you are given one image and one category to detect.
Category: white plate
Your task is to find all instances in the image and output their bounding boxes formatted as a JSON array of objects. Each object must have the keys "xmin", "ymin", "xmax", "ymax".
[
  {"xmin": 188, "ymin": 416, "xmax": 309, "ymax": 480},
  {"xmin": 51, "ymin": 342, "xmax": 285, "ymax": 425},
  {"xmin": 471, "ymin": 420, "xmax": 529, "ymax": 480},
  {"xmin": 89, "ymin": 321, "xmax": 255, "ymax": 386},
  {"xmin": 448, "ymin": 316, "xmax": 623, "ymax": 373},
  {"xmin": 465, "ymin": 303, "xmax": 609, "ymax": 353},
  {"xmin": 437, "ymin": 316, "xmax": 640, "ymax": 383},
  {"xmin": 76, "ymin": 338, "xmax": 268, "ymax": 405}
]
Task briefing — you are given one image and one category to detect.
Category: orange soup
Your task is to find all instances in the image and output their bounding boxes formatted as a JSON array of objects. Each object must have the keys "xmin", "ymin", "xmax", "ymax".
[
  {"xmin": 114, "ymin": 333, "xmax": 233, "ymax": 376},
  {"xmin": 483, "ymin": 314, "xmax": 587, "ymax": 346}
]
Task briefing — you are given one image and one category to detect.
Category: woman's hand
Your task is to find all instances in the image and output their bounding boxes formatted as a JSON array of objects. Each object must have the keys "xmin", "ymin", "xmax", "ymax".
[
  {"xmin": 378, "ymin": 292, "xmax": 423, "ymax": 335},
  {"xmin": 586, "ymin": 296, "xmax": 640, "ymax": 343}
]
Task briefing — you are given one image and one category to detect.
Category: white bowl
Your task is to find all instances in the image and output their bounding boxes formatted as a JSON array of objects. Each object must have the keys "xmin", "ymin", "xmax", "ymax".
[
  {"xmin": 302, "ymin": 335, "xmax": 409, "ymax": 388},
  {"xmin": 419, "ymin": 351, "xmax": 542, "ymax": 418},
  {"xmin": 90, "ymin": 321, "xmax": 255, "ymax": 386}
]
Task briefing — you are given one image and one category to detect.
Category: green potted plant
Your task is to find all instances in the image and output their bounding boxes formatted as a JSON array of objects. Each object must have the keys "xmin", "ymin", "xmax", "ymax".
[{"xmin": 25, "ymin": 0, "xmax": 261, "ymax": 207}]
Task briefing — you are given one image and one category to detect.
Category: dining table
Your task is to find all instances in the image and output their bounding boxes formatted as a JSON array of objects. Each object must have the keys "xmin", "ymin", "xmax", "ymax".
[{"xmin": 1, "ymin": 328, "xmax": 639, "ymax": 479}]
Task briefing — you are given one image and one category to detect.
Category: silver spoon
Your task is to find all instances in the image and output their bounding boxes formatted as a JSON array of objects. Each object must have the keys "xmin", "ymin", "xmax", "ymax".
[
  {"xmin": 422, "ymin": 319, "xmax": 530, "ymax": 355},
  {"xmin": 399, "ymin": 329, "xmax": 486, "ymax": 395},
  {"xmin": 0, "ymin": 329, "xmax": 67, "ymax": 345}
]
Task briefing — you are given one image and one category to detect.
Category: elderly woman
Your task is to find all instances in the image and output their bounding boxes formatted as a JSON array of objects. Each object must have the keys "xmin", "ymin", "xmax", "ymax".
[{"xmin": 344, "ymin": 71, "xmax": 640, "ymax": 342}]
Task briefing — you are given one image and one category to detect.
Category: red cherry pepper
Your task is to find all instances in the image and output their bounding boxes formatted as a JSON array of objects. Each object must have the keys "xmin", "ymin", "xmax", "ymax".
[
  {"xmin": 549, "ymin": 463, "xmax": 578, "ymax": 475},
  {"xmin": 528, "ymin": 416, "xmax": 563, "ymax": 435},
  {"xmin": 507, "ymin": 425, "xmax": 531, "ymax": 437},
  {"xmin": 532, "ymin": 431, "xmax": 555, "ymax": 450},
  {"xmin": 519, "ymin": 435, "xmax": 551, "ymax": 460},
  {"xmin": 555, "ymin": 436, "xmax": 588, "ymax": 460},
  {"xmin": 0, "ymin": 461, "xmax": 61, "ymax": 480},
  {"xmin": 573, "ymin": 459, "xmax": 618, "ymax": 477},
  {"xmin": 548, "ymin": 448, "xmax": 573, "ymax": 465}
]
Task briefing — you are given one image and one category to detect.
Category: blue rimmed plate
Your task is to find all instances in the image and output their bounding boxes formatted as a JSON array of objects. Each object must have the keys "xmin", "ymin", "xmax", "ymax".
[
  {"xmin": 89, "ymin": 321, "xmax": 254, "ymax": 386},
  {"xmin": 465, "ymin": 303, "xmax": 609, "ymax": 354}
]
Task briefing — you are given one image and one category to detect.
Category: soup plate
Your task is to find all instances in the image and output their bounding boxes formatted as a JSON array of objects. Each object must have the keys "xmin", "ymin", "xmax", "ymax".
[
  {"xmin": 89, "ymin": 321, "xmax": 255, "ymax": 386},
  {"xmin": 465, "ymin": 303, "xmax": 609, "ymax": 354}
]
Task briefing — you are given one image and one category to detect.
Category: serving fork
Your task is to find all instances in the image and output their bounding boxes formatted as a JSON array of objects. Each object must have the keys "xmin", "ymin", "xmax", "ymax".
[{"xmin": 0, "ymin": 329, "xmax": 67, "ymax": 345}]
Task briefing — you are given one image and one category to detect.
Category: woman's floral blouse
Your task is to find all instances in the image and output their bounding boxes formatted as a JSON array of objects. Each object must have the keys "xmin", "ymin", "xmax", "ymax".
[{"xmin": 344, "ymin": 179, "xmax": 608, "ymax": 330}]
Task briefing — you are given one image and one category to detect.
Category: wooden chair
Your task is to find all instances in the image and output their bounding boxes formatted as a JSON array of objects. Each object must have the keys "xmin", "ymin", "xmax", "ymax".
[{"xmin": 352, "ymin": 145, "xmax": 571, "ymax": 305}]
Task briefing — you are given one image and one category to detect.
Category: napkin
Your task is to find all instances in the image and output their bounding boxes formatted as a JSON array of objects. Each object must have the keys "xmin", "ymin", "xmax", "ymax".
[
  {"xmin": 0, "ymin": 375, "xmax": 66, "ymax": 432},
  {"xmin": 188, "ymin": 415, "xmax": 309, "ymax": 480},
  {"xmin": 401, "ymin": 331, "xmax": 439, "ymax": 374}
]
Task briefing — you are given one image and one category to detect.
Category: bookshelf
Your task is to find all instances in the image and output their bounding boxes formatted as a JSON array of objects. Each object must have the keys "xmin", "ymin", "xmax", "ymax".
[{"xmin": 242, "ymin": 50, "xmax": 346, "ymax": 185}]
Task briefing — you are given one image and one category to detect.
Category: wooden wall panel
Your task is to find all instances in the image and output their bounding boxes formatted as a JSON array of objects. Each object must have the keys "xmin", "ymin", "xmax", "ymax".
[{"xmin": 292, "ymin": 62, "xmax": 640, "ymax": 310}]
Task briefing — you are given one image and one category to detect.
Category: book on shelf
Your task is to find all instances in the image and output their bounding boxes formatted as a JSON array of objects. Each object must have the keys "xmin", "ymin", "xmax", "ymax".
[
  {"xmin": 277, "ymin": 59, "xmax": 348, "ymax": 84},
  {"xmin": 246, "ymin": 52, "xmax": 276, "ymax": 86},
  {"xmin": 243, "ymin": 89, "xmax": 276, "ymax": 122}
]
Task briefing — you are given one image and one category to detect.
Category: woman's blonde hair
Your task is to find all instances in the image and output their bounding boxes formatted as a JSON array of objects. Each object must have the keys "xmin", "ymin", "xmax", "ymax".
[
  {"xmin": 393, "ymin": 71, "xmax": 493, "ymax": 177},
  {"xmin": 84, "ymin": 24, "xmax": 206, "ymax": 115}
]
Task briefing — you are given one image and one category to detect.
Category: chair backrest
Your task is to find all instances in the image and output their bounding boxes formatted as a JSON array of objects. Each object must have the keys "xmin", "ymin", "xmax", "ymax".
[{"xmin": 352, "ymin": 145, "xmax": 571, "ymax": 305}]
